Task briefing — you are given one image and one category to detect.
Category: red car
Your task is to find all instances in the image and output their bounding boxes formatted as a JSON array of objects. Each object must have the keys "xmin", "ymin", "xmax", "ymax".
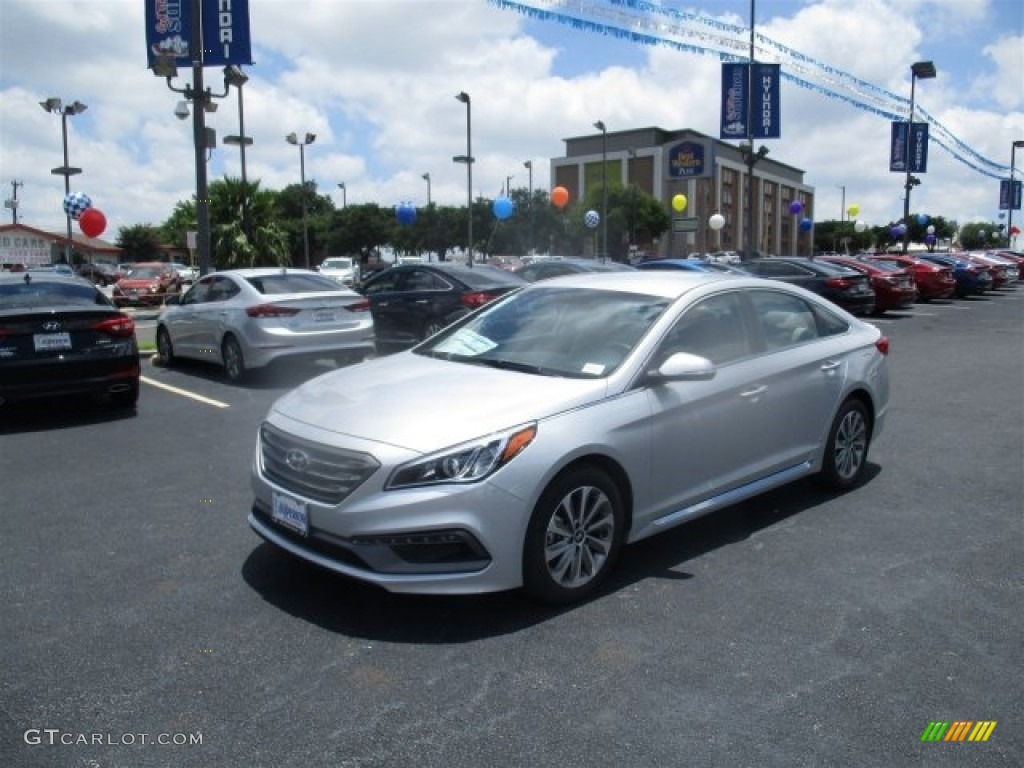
[
  {"xmin": 820, "ymin": 255, "xmax": 916, "ymax": 313},
  {"xmin": 859, "ymin": 254, "xmax": 955, "ymax": 301},
  {"xmin": 112, "ymin": 262, "xmax": 183, "ymax": 307}
]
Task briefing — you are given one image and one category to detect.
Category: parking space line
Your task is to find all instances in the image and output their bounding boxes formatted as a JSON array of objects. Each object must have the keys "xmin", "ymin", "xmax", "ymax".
[{"xmin": 141, "ymin": 376, "xmax": 230, "ymax": 408}]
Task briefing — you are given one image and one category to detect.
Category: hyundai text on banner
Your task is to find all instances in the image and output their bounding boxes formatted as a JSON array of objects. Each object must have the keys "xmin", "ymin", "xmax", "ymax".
[
  {"xmin": 145, "ymin": 0, "xmax": 253, "ymax": 69},
  {"xmin": 719, "ymin": 62, "xmax": 781, "ymax": 140},
  {"xmin": 890, "ymin": 122, "xmax": 929, "ymax": 173}
]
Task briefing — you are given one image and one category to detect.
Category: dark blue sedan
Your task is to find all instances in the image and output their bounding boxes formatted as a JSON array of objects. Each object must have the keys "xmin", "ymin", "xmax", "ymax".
[{"xmin": 917, "ymin": 254, "xmax": 993, "ymax": 298}]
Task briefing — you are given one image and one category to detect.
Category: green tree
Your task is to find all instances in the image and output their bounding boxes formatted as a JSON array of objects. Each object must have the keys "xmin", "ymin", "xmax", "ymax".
[
  {"xmin": 209, "ymin": 177, "xmax": 290, "ymax": 268},
  {"xmin": 116, "ymin": 223, "xmax": 164, "ymax": 262}
]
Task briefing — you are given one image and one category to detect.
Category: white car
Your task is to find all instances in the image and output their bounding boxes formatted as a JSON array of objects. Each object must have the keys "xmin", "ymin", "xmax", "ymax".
[
  {"xmin": 156, "ymin": 268, "xmax": 375, "ymax": 382},
  {"xmin": 317, "ymin": 257, "xmax": 358, "ymax": 286},
  {"xmin": 170, "ymin": 262, "xmax": 199, "ymax": 284},
  {"xmin": 249, "ymin": 271, "xmax": 890, "ymax": 604}
]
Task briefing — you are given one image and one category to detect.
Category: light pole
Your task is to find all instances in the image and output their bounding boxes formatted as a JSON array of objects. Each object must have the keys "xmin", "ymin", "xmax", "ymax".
[
  {"xmin": 151, "ymin": 1, "xmax": 242, "ymax": 278},
  {"xmin": 337, "ymin": 182, "xmax": 346, "ymax": 209},
  {"xmin": 741, "ymin": 142, "xmax": 769, "ymax": 259},
  {"xmin": 1008, "ymin": 140, "xmax": 1024, "ymax": 248},
  {"xmin": 593, "ymin": 120, "xmax": 607, "ymax": 261},
  {"xmin": 838, "ymin": 185, "xmax": 846, "ymax": 222},
  {"xmin": 422, "ymin": 173, "xmax": 431, "ymax": 206},
  {"xmin": 523, "ymin": 160, "xmax": 533, "ymax": 255},
  {"xmin": 222, "ymin": 66, "xmax": 252, "ymax": 242},
  {"xmin": 902, "ymin": 60, "xmax": 936, "ymax": 253},
  {"xmin": 286, "ymin": 131, "xmax": 316, "ymax": 268},
  {"xmin": 39, "ymin": 97, "xmax": 87, "ymax": 264},
  {"xmin": 455, "ymin": 91, "xmax": 473, "ymax": 267}
]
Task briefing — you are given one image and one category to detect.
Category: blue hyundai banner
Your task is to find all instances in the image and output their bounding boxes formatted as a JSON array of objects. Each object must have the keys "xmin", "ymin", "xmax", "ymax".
[
  {"xmin": 890, "ymin": 122, "xmax": 929, "ymax": 173},
  {"xmin": 146, "ymin": 0, "xmax": 252, "ymax": 69},
  {"xmin": 720, "ymin": 63, "xmax": 781, "ymax": 140},
  {"xmin": 999, "ymin": 179, "xmax": 1022, "ymax": 210}
]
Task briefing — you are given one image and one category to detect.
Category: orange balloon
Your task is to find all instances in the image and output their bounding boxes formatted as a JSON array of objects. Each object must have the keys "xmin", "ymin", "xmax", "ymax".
[{"xmin": 551, "ymin": 186, "xmax": 569, "ymax": 208}]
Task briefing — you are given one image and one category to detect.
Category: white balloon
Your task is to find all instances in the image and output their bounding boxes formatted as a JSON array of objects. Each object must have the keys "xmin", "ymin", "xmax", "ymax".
[
  {"xmin": 926, "ymin": 225, "xmax": 936, "ymax": 234},
  {"xmin": 854, "ymin": 220, "xmax": 867, "ymax": 233},
  {"xmin": 709, "ymin": 213, "xmax": 725, "ymax": 231}
]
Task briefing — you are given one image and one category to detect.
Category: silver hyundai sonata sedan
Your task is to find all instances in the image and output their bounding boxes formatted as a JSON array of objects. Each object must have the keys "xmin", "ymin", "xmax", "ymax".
[{"xmin": 249, "ymin": 271, "xmax": 890, "ymax": 604}]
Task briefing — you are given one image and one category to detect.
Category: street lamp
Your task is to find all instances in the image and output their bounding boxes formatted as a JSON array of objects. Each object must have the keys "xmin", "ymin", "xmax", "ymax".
[
  {"xmin": 222, "ymin": 66, "xmax": 252, "ymax": 241},
  {"xmin": 39, "ymin": 97, "xmax": 87, "ymax": 263},
  {"xmin": 422, "ymin": 173, "xmax": 431, "ymax": 206},
  {"xmin": 1008, "ymin": 140, "xmax": 1024, "ymax": 247},
  {"xmin": 286, "ymin": 131, "xmax": 316, "ymax": 269},
  {"xmin": 593, "ymin": 120, "xmax": 607, "ymax": 261},
  {"xmin": 740, "ymin": 141, "xmax": 769, "ymax": 258},
  {"xmin": 902, "ymin": 60, "xmax": 936, "ymax": 253},
  {"xmin": 455, "ymin": 91, "xmax": 473, "ymax": 266},
  {"xmin": 523, "ymin": 160, "xmax": 533, "ymax": 255},
  {"xmin": 337, "ymin": 182, "xmax": 346, "ymax": 209}
]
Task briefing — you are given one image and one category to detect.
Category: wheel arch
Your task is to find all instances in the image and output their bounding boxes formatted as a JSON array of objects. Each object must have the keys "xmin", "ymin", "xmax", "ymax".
[{"xmin": 539, "ymin": 453, "xmax": 635, "ymax": 537}]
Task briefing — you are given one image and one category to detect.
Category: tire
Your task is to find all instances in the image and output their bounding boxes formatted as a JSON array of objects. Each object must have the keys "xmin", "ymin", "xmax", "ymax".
[
  {"xmin": 819, "ymin": 399, "xmax": 871, "ymax": 490},
  {"xmin": 156, "ymin": 326, "xmax": 175, "ymax": 366},
  {"xmin": 111, "ymin": 380, "xmax": 139, "ymax": 408},
  {"xmin": 522, "ymin": 465, "xmax": 625, "ymax": 604},
  {"xmin": 222, "ymin": 335, "xmax": 246, "ymax": 383},
  {"xmin": 421, "ymin": 318, "xmax": 446, "ymax": 341}
]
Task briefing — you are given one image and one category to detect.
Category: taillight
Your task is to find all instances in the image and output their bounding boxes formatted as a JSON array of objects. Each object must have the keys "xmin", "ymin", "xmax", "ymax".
[
  {"xmin": 875, "ymin": 336, "xmax": 890, "ymax": 356},
  {"xmin": 343, "ymin": 299, "xmax": 371, "ymax": 312},
  {"xmin": 824, "ymin": 277, "xmax": 853, "ymax": 289},
  {"xmin": 90, "ymin": 315, "xmax": 136, "ymax": 337},
  {"xmin": 460, "ymin": 291, "xmax": 497, "ymax": 309},
  {"xmin": 246, "ymin": 304, "xmax": 301, "ymax": 318}
]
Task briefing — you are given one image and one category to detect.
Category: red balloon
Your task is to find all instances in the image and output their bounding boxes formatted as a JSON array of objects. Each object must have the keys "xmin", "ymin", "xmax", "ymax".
[
  {"xmin": 79, "ymin": 208, "xmax": 107, "ymax": 238},
  {"xmin": 551, "ymin": 186, "xmax": 569, "ymax": 208}
]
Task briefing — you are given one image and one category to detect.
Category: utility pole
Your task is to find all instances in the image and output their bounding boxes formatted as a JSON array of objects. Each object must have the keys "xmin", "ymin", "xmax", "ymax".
[{"xmin": 5, "ymin": 180, "xmax": 23, "ymax": 224}]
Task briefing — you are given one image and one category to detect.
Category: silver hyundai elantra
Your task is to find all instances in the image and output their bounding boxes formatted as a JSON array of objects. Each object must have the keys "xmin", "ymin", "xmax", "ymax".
[{"xmin": 249, "ymin": 271, "xmax": 890, "ymax": 604}]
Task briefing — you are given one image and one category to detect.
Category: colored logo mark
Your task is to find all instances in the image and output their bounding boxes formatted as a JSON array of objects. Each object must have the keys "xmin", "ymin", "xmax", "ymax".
[{"xmin": 921, "ymin": 721, "xmax": 997, "ymax": 742}]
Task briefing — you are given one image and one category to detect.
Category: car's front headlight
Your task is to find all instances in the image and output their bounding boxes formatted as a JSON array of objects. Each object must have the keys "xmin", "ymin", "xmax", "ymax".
[{"xmin": 386, "ymin": 423, "xmax": 537, "ymax": 489}]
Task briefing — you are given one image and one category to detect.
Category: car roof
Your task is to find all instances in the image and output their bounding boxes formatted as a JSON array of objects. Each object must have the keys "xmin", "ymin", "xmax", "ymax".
[
  {"xmin": 524, "ymin": 269, "xmax": 743, "ymax": 298},
  {"xmin": 201, "ymin": 267, "xmax": 320, "ymax": 278}
]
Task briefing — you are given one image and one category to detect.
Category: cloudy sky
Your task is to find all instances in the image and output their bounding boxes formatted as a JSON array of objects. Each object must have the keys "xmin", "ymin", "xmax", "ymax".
[{"xmin": 0, "ymin": 0, "xmax": 1021, "ymax": 242}]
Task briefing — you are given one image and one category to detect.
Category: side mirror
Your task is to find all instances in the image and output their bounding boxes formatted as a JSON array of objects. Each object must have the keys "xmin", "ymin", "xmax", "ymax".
[{"xmin": 647, "ymin": 352, "xmax": 716, "ymax": 383}]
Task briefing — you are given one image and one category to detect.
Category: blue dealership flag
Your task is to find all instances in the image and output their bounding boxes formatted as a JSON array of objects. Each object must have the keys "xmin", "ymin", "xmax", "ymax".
[
  {"xmin": 1000, "ymin": 180, "xmax": 1023, "ymax": 211},
  {"xmin": 721, "ymin": 63, "xmax": 781, "ymax": 140},
  {"xmin": 145, "ymin": 0, "xmax": 252, "ymax": 69},
  {"xmin": 720, "ymin": 62, "xmax": 748, "ymax": 140},
  {"xmin": 890, "ymin": 122, "xmax": 929, "ymax": 173}
]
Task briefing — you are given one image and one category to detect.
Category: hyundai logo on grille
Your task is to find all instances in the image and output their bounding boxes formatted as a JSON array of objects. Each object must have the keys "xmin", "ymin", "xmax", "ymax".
[
  {"xmin": 285, "ymin": 448, "xmax": 311, "ymax": 472},
  {"xmin": 42, "ymin": 320, "xmax": 62, "ymax": 332}
]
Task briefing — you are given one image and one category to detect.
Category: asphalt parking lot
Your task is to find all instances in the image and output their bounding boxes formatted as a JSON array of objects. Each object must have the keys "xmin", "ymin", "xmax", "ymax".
[{"xmin": 1, "ymin": 290, "xmax": 1021, "ymax": 768}]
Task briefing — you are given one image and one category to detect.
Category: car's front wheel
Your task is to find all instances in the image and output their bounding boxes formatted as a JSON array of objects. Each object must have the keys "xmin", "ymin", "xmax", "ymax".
[
  {"xmin": 421, "ymin": 318, "xmax": 446, "ymax": 341},
  {"xmin": 222, "ymin": 335, "xmax": 246, "ymax": 383},
  {"xmin": 820, "ymin": 398, "xmax": 871, "ymax": 490},
  {"xmin": 522, "ymin": 465, "xmax": 625, "ymax": 604}
]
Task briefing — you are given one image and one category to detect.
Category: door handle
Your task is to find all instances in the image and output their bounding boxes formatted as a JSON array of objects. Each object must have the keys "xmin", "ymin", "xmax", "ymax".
[
  {"xmin": 820, "ymin": 360, "xmax": 842, "ymax": 372},
  {"xmin": 740, "ymin": 385, "xmax": 767, "ymax": 399},
  {"xmin": 415, "ymin": 299, "xmax": 430, "ymax": 304}
]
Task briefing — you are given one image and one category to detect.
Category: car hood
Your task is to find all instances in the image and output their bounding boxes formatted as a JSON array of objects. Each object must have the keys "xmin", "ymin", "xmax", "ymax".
[
  {"xmin": 118, "ymin": 277, "xmax": 161, "ymax": 287},
  {"xmin": 270, "ymin": 352, "xmax": 610, "ymax": 453}
]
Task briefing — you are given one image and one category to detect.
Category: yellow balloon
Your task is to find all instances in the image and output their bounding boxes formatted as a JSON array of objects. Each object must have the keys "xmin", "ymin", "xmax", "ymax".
[
  {"xmin": 847, "ymin": 203, "xmax": 860, "ymax": 217},
  {"xmin": 672, "ymin": 194, "xmax": 688, "ymax": 213}
]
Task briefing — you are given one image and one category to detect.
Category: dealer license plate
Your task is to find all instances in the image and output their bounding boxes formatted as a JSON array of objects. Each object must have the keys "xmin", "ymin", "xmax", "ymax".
[
  {"xmin": 272, "ymin": 491, "xmax": 308, "ymax": 536},
  {"xmin": 33, "ymin": 332, "xmax": 72, "ymax": 352},
  {"xmin": 312, "ymin": 309, "xmax": 339, "ymax": 323}
]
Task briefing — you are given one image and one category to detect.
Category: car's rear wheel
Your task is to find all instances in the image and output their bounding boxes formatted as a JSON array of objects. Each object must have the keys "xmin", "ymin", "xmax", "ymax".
[
  {"xmin": 222, "ymin": 335, "xmax": 246, "ymax": 383},
  {"xmin": 421, "ymin": 318, "xmax": 446, "ymax": 340},
  {"xmin": 820, "ymin": 399, "xmax": 871, "ymax": 490},
  {"xmin": 522, "ymin": 465, "xmax": 625, "ymax": 604},
  {"xmin": 156, "ymin": 327, "xmax": 175, "ymax": 366}
]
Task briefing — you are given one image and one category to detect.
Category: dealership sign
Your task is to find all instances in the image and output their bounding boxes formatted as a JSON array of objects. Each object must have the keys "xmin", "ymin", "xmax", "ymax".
[
  {"xmin": 890, "ymin": 122, "xmax": 930, "ymax": 173},
  {"xmin": 145, "ymin": 0, "xmax": 252, "ymax": 69},
  {"xmin": 720, "ymin": 62, "xmax": 781, "ymax": 140}
]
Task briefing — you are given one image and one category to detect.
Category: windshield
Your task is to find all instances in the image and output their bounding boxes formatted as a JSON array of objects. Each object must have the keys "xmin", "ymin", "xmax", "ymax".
[
  {"xmin": 127, "ymin": 267, "xmax": 163, "ymax": 279},
  {"xmin": 0, "ymin": 278, "xmax": 110, "ymax": 308},
  {"xmin": 244, "ymin": 273, "xmax": 349, "ymax": 295},
  {"xmin": 417, "ymin": 285, "xmax": 670, "ymax": 378},
  {"xmin": 322, "ymin": 259, "xmax": 352, "ymax": 269}
]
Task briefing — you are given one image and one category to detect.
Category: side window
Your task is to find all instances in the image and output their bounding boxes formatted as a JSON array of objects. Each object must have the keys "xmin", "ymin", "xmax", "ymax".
[
  {"xmin": 655, "ymin": 292, "xmax": 751, "ymax": 365},
  {"xmin": 362, "ymin": 272, "xmax": 401, "ymax": 295},
  {"xmin": 208, "ymin": 276, "xmax": 240, "ymax": 302},
  {"xmin": 182, "ymin": 278, "xmax": 213, "ymax": 305},
  {"xmin": 749, "ymin": 290, "xmax": 821, "ymax": 351},
  {"xmin": 400, "ymin": 269, "xmax": 446, "ymax": 292}
]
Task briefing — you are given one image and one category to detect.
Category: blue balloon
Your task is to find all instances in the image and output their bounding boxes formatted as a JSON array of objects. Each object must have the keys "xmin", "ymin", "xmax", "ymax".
[
  {"xmin": 799, "ymin": 217, "xmax": 813, "ymax": 232},
  {"xmin": 395, "ymin": 202, "xmax": 417, "ymax": 226},
  {"xmin": 917, "ymin": 214, "xmax": 928, "ymax": 226},
  {"xmin": 493, "ymin": 196, "xmax": 515, "ymax": 220}
]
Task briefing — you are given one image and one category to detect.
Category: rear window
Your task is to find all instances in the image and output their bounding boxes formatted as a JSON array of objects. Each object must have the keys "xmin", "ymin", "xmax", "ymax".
[
  {"xmin": 0, "ymin": 278, "xmax": 111, "ymax": 308},
  {"xmin": 244, "ymin": 273, "xmax": 347, "ymax": 295}
]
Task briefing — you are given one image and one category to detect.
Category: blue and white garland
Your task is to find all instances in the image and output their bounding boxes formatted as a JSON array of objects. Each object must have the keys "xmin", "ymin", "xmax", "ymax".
[{"xmin": 488, "ymin": 0, "xmax": 1010, "ymax": 180}]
